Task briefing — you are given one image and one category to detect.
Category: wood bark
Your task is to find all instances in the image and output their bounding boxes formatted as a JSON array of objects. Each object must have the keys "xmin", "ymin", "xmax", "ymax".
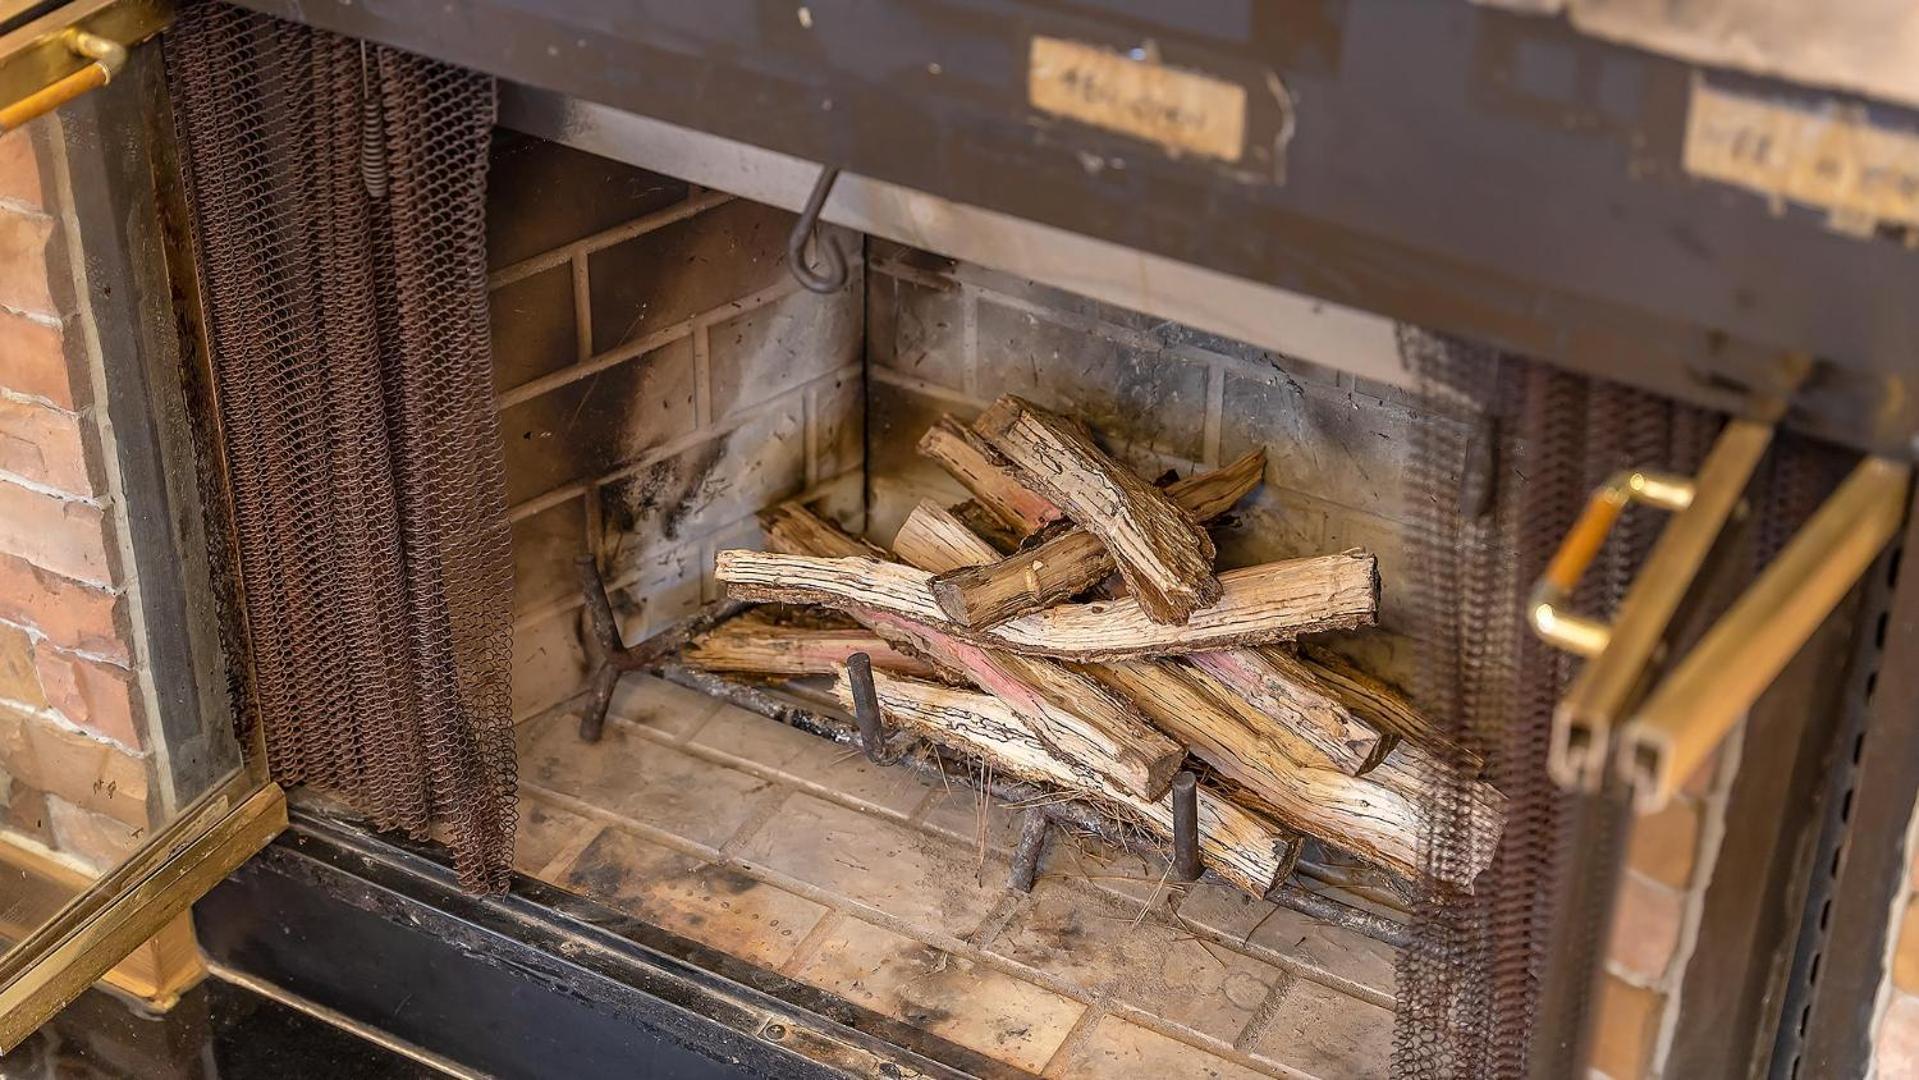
[
  {"xmin": 916, "ymin": 416, "xmax": 1061, "ymax": 537},
  {"xmin": 974, "ymin": 396, "xmax": 1220, "ymax": 624},
  {"xmin": 683, "ymin": 618, "xmax": 938, "ymax": 680},
  {"xmin": 929, "ymin": 449, "xmax": 1266, "ymax": 628},
  {"xmin": 837, "ymin": 670, "xmax": 1300, "ymax": 897},
  {"xmin": 716, "ymin": 549, "xmax": 1378, "ymax": 660},
  {"xmin": 1091, "ymin": 658, "xmax": 1502, "ymax": 887},
  {"xmin": 1185, "ymin": 649, "xmax": 1385, "ymax": 775},
  {"xmin": 1296, "ymin": 644, "xmax": 1485, "ymax": 773},
  {"xmin": 759, "ymin": 503, "xmax": 885, "ymax": 561},
  {"xmin": 756, "ymin": 505, "xmax": 1182, "ymax": 800}
]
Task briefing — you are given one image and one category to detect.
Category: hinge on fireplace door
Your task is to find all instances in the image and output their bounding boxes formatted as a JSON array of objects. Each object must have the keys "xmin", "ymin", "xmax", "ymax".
[{"xmin": 0, "ymin": 0, "xmax": 168, "ymax": 133}]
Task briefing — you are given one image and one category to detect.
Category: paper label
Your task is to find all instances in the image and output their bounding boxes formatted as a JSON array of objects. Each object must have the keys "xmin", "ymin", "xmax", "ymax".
[
  {"xmin": 1685, "ymin": 79, "xmax": 1919, "ymax": 233},
  {"xmin": 1028, "ymin": 36, "xmax": 1247, "ymax": 163}
]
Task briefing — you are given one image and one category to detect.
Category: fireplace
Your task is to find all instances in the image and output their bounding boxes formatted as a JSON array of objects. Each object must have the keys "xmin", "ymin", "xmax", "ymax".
[
  {"xmin": 6, "ymin": 4, "xmax": 1917, "ymax": 1078},
  {"xmin": 490, "ymin": 129, "xmax": 1425, "ymax": 1077}
]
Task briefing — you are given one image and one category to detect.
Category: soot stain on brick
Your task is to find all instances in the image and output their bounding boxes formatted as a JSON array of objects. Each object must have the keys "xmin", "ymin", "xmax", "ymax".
[
  {"xmin": 702, "ymin": 864, "xmax": 763, "ymax": 897},
  {"xmin": 602, "ymin": 438, "xmax": 728, "ymax": 547}
]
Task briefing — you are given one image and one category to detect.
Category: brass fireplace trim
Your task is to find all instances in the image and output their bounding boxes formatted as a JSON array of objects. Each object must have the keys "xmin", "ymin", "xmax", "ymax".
[
  {"xmin": 1622, "ymin": 457, "xmax": 1912, "ymax": 812},
  {"xmin": 0, "ymin": 778, "xmax": 286, "ymax": 1051},
  {"xmin": 1536, "ymin": 418, "xmax": 1775, "ymax": 791},
  {"xmin": 0, "ymin": 0, "xmax": 168, "ymax": 128}
]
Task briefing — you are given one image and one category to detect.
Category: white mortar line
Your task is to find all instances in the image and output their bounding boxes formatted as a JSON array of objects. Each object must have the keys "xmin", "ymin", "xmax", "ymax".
[
  {"xmin": 507, "ymin": 361, "xmax": 862, "ymax": 523},
  {"xmin": 0, "ymin": 465, "xmax": 105, "ymax": 507},
  {"xmin": 487, "ymin": 188, "xmax": 733, "ymax": 288}
]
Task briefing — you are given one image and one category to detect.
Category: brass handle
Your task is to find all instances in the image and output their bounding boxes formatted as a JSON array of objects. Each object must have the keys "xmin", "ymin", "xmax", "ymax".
[
  {"xmin": 1529, "ymin": 468, "xmax": 1698, "ymax": 657},
  {"xmin": 0, "ymin": 29, "xmax": 127, "ymax": 134},
  {"xmin": 1618, "ymin": 456, "xmax": 1910, "ymax": 813}
]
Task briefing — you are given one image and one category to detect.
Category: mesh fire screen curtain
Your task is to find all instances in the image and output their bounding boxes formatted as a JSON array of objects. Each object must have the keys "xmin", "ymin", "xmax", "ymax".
[{"xmin": 166, "ymin": 1, "xmax": 516, "ymax": 891}]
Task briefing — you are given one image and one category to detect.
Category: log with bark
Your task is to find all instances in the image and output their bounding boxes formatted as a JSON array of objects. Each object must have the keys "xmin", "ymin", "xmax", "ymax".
[
  {"xmin": 916, "ymin": 416, "xmax": 1062, "ymax": 537},
  {"xmin": 1090, "ymin": 658, "xmax": 1502, "ymax": 886},
  {"xmin": 974, "ymin": 395, "xmax": 1221, "ymax": 624},
  {"xmin": 1185, "ymin": 648, "xmax": 1387, "ymax": 775},
  {"xmin": 683, "ymin": 615, "xmax": 939, "ymax": 680},
  {"xmin": 836, "ymin": 669, "xmax": 1301, "ymax": 896},
  {"xmin": 758, "ymin": 502, "xmax": 1183, "ymax": 800},
  {"xmin": 759, "ymin": 503, "xmax": 885, "ymax": 561},
  {"xmin": 891, "ymin": 500, "xmax": 1003, "ymax": 575},
  {"xmin": 1296, "ymin": 644, "xmax": 1485, "ymax": 774},
  {"xmin": 927, "ymin": 449, "xmax": 1266, "ymax": 629},
  {"xmin": 715, "ymin": 549, "xmax": 1378, "ymax": 660}
]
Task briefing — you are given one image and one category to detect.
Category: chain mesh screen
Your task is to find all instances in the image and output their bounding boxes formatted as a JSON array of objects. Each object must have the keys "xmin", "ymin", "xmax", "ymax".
[
  {"xmin": 1395, "ymin": 339, "xmax": 1723, "ymax": 1077},
  {"xmin": 166, "ymin": 1, "xmax": 516, "ymax": 892}
]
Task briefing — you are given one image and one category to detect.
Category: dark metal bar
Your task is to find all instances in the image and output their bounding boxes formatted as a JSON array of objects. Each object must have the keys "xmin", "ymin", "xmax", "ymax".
[
  {"xmin": 1006, "ymin": 809, "xmax": 1050, "ymax": 894},
  {"xmin": 1170, "ymin": 771, "xmax": 1202, "ymax": 882},
  {"xmin": 844, "ymin": 651, "xmax": 887, "ymax": 763},
  {"xmin": 574, "ymin": 555, "xmax": 621, "ymax": 742},
  {"xmin": 786, "ymin": 164, "xmax": 846, "ymax": 294}
]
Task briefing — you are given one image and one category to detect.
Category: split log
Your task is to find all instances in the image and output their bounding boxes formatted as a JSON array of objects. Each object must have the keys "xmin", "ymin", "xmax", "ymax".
[
  {"xmin": 1091, "ymin": 659, "xmax": 1501, "ymax": 887},
  {"xmin": 758, "ymin": 505, "xmax": 1182, "ymax": 800},
  {"xmin": 891, "ymin": 500, "xmax": 1001, "ymax": 574},
  {"xmin": 759, "ymin": 503, "xmax": 884, "ymax": 561},
  {"xmin": 916, "ymin": 416, "xmax": 1061, "ymax": 537},
  {"xmin": 684, "ymin": 619, "xmax": 938, "ymax": 680},
  {"xmin": 715, "ymin": 549, "xmax": 1379, "ymax": 661},
  {"xmin": 836, "ymin": 670, "xmax": 1299, "ymax": 897},
  {"xmin": 1186, "ymin": 649, "xmax": 1385, "ymax": 775},
  {"xmin": 1296, "ymin": 645, "xmax": 1485, "ymax": 773},
  {"xmin": 974, "ymin": 396, "xmax": 1220, "ymax": 624},
  {"xmin": 929, "ymin": 450, "xmax": 1265, "ymax": 629}
]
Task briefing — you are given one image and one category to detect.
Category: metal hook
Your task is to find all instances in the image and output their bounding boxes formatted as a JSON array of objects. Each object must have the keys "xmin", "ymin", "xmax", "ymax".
[{"xmin": 787, "ymin": 165, "xmax": 849, "ymax": 293}]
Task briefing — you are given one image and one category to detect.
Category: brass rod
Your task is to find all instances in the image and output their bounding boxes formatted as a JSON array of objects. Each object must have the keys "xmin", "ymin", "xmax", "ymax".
[
  {"xmin": 0, "ymin": 29, "xmax": 124, "ymax": 133},
  {"xmin": 1620, "ymin": 457, "xmax": 1911, "ymax": 812},
  {"xmin": 1548, "ymin": 419, "xmax": 1773, "ymax": 791}
]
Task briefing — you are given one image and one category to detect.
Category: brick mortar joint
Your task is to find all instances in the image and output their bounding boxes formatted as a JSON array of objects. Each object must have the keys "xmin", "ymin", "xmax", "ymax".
[
  {"xmin": 0, "ymin": 613, "xmax": 134, "ymax": 671},
  {"xmin": 1, "ymin": 692, "xmax": 149, "ymax": 760},
  {"xmin": 0, "ymin": 465, "xmax": 107, "ymax": 508}
]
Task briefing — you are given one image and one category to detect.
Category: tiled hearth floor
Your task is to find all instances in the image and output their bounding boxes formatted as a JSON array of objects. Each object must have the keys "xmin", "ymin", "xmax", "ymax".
[{"xmin": 516, "ymin": 674, "xmax": 1397, "ymax": 1078}]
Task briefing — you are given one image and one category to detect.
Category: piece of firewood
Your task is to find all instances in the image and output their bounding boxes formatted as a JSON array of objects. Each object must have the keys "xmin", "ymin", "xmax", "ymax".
[
  {"xmin": 1184, "ymin": 649, "xmax": 1385, "ymax": 775},
  {"xmin": 715, "ymin": 549, "xmax": 1378, "ymax": 661},
  {"xmin": 835, "ymin": 670, "xmax": 1299, "ymax": 897},
  {"xmin": 891, "ymin": 500, "xmax": 1001, "ymax": 574},
  {"xmin": 916, "ymin": 416, "xmax": 1062, "ymax": 537},
  {"xmin": 974, "ymin": 396, "xmax": 1220, "ymax": 624},
  {"xmin": 759, "ymin": 503, "xmax": 885, "ymax": 561},
  {"xmin": 929, "ymin": 450, "xmax": 1265, "ymax": 629},
  {"xmin": 863, "ymin": 611, "xmax": 1183, "ymax": 799},
  {"xmin": 683, "ymin": 619, "xmax": 938, "ymax": 680},
  {"xmin": 762, "ymin": 506, "xmax": 1183, "ymax": 800},
  {"xmin": 1296, "ymin": 644, "xmax": 1485, "ymax": 773},
  {"xmin": 1092, "ymin": 658, "xmax": 1501, "ymax": 888}
]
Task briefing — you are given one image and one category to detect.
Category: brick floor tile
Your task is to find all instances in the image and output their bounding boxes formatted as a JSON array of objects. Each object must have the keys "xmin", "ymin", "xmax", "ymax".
[
  {"xmin": 1176, "ymin": 882, "xmax": 1398, "ymax": 1004},
  {"xmin": 519, "ymin": 708, "xmax": 773, "ymax": 849},
  {"xmin": 1249, "ymin": 973, "xmax": 1395, "ymax": 1079},
  {"xmin": 1047, "ymin": 1015, "xmax": 1272, "ymax": 1080},
  {"xmin": 987, "ymin": 879, "xmax": 1283, "ymax": 1046},
  {"xmin": 689, "ymin": 703, "xmax": 935, "ymax": 817},
  {"xmin": 565, "ymin": 827, "xmax": 829, "ymax": 969},
  {"xmin": 732, "ymin": 792, "xmax": 1004, "ymax": 933},
  {"xmin": 793, "ymin": 915, "xmax": 1084, "ymax": 1073}
]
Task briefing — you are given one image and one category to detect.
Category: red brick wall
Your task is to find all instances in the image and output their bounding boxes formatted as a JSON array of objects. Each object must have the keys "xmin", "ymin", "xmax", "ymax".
[{"xmin": 0, "ymin": 119, "xmax": 153, "ymax": 871}]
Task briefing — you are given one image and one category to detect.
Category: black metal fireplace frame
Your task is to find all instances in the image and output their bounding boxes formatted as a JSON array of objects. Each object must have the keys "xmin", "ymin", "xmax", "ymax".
[{"xmin": 224, "ymin": 0, "xmax": 1919, "ymax": 459}]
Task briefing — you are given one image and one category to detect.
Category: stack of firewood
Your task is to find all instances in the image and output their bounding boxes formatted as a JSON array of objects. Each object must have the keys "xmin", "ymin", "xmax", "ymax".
[{"xmin": 694, "ymin": 395, "xmax": 1504, "ymax": 899}]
